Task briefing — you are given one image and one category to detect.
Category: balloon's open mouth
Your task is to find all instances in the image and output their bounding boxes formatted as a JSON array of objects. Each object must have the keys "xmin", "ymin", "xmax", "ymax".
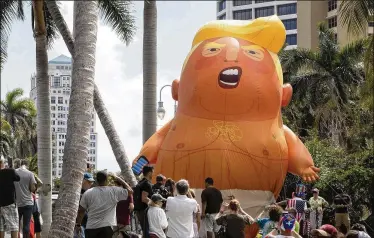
[{"xmin": 218, "ymin": 67, "xmax": 242, "ymax": 89}]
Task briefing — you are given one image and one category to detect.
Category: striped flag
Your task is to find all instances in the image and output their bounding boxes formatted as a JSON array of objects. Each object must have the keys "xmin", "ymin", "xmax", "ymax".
[{"xmin": 287, "ymin": 198, "xmax": 307, "ymax": 221}]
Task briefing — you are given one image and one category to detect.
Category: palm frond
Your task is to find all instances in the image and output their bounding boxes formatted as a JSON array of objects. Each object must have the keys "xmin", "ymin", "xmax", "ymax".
[
  {"xmin": 0, "ymin": 0, "xmax": 25, "ymax": 69},
  {"xmin": 338, "ymin": 39, "xmax": 366, "ymax": 64},
  {"xmin": 339, "ymin": 0, "xmax": 373, "ymax": 36},
  {"xmin": 317, "ymin": 22, "xmax": 339, "ymax": 69},
  {"xmin": 5, "ymin": 88, "xmax": 24, "ymax": 107},
  {"xmin": 44, "ymin": 0, "xmax": 59, "ymax": 48},
  {"xmin": 97, "ymin": 0, "xmax": 136, "ymax": 45}
]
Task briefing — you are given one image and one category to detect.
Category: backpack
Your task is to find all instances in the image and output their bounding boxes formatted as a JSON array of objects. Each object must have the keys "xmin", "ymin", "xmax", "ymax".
[{"xmin": 133, "ymin": 178, "xmax": 147, "ymax": 211}]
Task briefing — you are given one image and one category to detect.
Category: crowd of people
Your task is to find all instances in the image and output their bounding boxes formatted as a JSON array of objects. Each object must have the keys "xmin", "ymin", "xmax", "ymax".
[
  {"xmin": 0, "ymin": 158, "xmax": 43, "ymax": 238},
  {"xmin": 0, "ymin": 159, "xmax": 372, "ymax": 238}
]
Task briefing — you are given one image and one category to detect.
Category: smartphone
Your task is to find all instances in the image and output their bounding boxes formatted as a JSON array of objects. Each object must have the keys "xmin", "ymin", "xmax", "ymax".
[{"xmin": 132, "ymin": 156, "xmax": 149, "ymax": 176}]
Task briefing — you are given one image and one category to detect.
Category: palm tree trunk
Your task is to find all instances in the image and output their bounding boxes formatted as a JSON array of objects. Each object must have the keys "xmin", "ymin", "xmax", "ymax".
[
  {"xmin": 142, "ymin": 0, "xmax": 157, "ymax": 143},
  {"xmin": 33, "ymin": 1, "xmax": 52, "ymax": 235},
  {"xmin": 49, "ymin": 2, "xmax": 98, "ymax": 237},
  {"xmin": 46, "ymin": 0, "xmax": 137, "ymax": 186},
  {"xmin": 93, "ymin": 85, "xmax": 137, "ymax": 186}
]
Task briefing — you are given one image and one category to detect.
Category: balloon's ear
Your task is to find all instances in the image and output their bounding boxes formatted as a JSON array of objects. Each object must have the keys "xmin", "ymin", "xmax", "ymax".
[
  {"xmin": 281, "ymin": 83, "xmax": 293, "ymax": 107},
  {"xmin": 172, "ymin": 79, "xmax": 179, "ymax": 101}
]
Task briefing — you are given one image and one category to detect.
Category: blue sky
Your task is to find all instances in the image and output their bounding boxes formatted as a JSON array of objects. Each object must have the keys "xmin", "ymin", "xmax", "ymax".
[{"xmin": 1, "ymin": 1, "xmax": 216, "ymax": 172}]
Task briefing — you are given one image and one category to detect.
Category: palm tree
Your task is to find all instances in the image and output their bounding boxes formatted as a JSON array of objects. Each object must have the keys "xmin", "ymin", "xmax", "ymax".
[
  {"xmin": 49, "ymin": 2, "xmax": 99, "ymax": 237},
  {"xmin": 0, "ymin": 117, "xmax": 12, "ymax": 159},
  {"xmin": 339, "ymin": 0, "xmax": 374, "ymax": 110},
  {"xmin": 45, "ymin": 0, "xmax": 137, "ymax": 186},
  {"xmin": 0, "ymin": 88, "xmax": 36, "ymax": 165},
  {"xmin": 142, "ymin": 0, "xmax": 157, "ymax": 143},
  {"xmin": 32, "ymin": 1, "xmax": 53, "ymax": 235},
  {"xmin": 280, "ymin": 22, "xmax": 365, "ymax": 145}
]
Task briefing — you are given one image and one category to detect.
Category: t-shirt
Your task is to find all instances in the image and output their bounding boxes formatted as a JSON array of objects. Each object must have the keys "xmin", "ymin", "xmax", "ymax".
[
  {"xmin": 334, "ymin": 194, "xmax": 351, "ymax": 213},
  {"xmin": 0, "ymin": 168, "xmax": 20, "ymax": 206},
  {"xmin": 138, "ymin": 179, "xmax": 153, "ymax": 211},
  {"xmin": 14, "ymin": 167, "xmax": 37, "ymax": 207},
  {"xmin": 216, "ymin": 214, "xmax": 251, "ymax": 238},
  {"xmin": 116, "ymin": 195, "xmax": 133, "ymax": 226},
  {"xmin": 309, "ymin": 196, "xmax": 328, "ymax": 210},
  {"xmin": 148, "ymin": 206, "xmax": 168, "ymax": 238},
  {"xmin": 80, "ymin": 186, "xmax": 128, "ymax": 229},
  {"xmin": 201, "ymin": 187, "xmax": 223, "ymax": 214}
]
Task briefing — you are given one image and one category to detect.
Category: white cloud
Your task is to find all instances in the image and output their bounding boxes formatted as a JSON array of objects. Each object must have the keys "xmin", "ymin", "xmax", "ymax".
[{"xmin": 1, "ymin": 1, "xmax": 216, "ymax": 172}]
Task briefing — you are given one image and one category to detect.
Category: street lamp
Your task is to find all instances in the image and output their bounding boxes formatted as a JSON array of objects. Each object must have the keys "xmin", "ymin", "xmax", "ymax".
[{"xmin": 157, "ymin": 84, "xmax": 177, "ymax": 120}]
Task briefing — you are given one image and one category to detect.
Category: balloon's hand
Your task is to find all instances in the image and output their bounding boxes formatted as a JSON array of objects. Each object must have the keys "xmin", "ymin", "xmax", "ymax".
[{"xmin": 301, "ymin": 166, "xmax": 320, "ymax": 182}]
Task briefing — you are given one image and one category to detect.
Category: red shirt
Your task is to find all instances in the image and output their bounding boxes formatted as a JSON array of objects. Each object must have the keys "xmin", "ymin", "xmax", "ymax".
[{"xmin": 116, "ymin": 195, "xmax": 133, "ymax": 226}]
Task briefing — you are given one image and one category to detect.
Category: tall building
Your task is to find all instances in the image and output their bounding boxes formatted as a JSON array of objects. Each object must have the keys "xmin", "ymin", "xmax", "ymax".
[
  {"xmin": 297, "ymin": 0, "xmax": 373, "ymax": 49},
  {"xmin": 216, "ymin": 0, "xmax": 373, "ymax": 50},
  {"xmin": 30, "ymin": 55, "xmax": 98, "ymax": 179},
  {"xmin": 216, "ymin": 0, "xmax": 298, "ymax": 50}
]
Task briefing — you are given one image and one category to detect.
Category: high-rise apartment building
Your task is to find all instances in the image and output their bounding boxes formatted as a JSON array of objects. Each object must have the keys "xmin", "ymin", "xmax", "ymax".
[
  {"xmin": 216, "ymin": 0, "xmax": 373, "ymax": 50},
  {"xmin": 216, "ymin": 0, "xmax": 298, "ymax": 50},
  {"xmin": 30, "ymin": 55, "xmax": 98, "ymax": 179},
  {"xmin": 298, "ymin": 0, "xmax": 373, "ymax": 49}
]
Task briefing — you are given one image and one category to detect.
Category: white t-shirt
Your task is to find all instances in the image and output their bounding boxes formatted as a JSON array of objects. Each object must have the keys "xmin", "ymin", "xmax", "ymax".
[
  {"xmin": 148, "ymin": 206, "xmax": 168, "ymax": 238},
  {"xmin": 14, "ymin": 167, "xmax": 36, "ymax": 207},
  {"xmin": 166, "ymin": 195, "xmax": 198, "ymax": 238},
  {"xmin": 80, "ymin": 186, "xmax": 128, "ymax": 229}
]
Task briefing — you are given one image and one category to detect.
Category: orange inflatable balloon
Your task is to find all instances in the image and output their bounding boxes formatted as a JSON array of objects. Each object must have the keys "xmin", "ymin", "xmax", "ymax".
[{"xmin": 134, "ymin": 15, "xmax": 320, "ymax": 217}]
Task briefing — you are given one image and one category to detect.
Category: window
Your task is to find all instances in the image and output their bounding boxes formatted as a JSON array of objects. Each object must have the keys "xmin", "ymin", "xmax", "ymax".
[
  {"xmin": 286, "ymin": 34, "xmax": 297, "ymax": 45},
  {"xmin": 91, "ymin": 121, "xmax": 94, "ymax": 126},
  {"xmin": 255, "ymin": 6, "xmax": 274, "ymax": 18},
  {"xmin": 282, "ymin": 18, "xmax": 297, "ymax": 30},
  {"xmin": 51, "ymin": 97, "xmax": 56, "ymax": 104},
  {"xmin": 52, "ymin": 121, "xmax": 55, "ymax": 125},
  {"xmin": 277, "ymin": 3, "xmax": 296, "ymax": 16},
  {"xmin": 58, "ymin": 90, "xmax": 61, "ymax": 93},
  {"xmin": 369, "ymin": 22, "xmax": 374, "ymax": 27},
  {"xmin": 328, "ymin": 0, "xmax": 337, "ymax": 12},
  {"xmin": 233, "ymin": 9, "xmax": 252, "ymax": 20},
  {"xmin": 59, "ymin": 156, "xmax": 63, "ymax": 161},
  {"xmin": 64, "ymin": 66, "xmax": 68, "ymax": 70},
  {"xmin": 56, "ymin": 66, "xmax": 60, "ymax": 69},
  {"xmin": 334, "ymin": 33, "xmax": 338, "ymax": 43},
  {"xmin": 52, "ymin": 113, "xmax": 55, "ymax": 118},
  {"xmin": 328, "ymin": 16, "xmax": 337, "ymax": 28},
  {"xmin": 90, "ymin": 135, "xmax": 96, "ymax": 140},
  {"xmin": 233, "ymin": 0, "xmax": 251, "ymax": 6},
  {"xmin": 58, "ymin": 97, "xmax": 63, "ymax": 104},
  {"xmin": 53, "ymin": 77, "xmax": 60, "ymax": 87},
  {"xmin": 52, "ymin": 171, "xmax": 56, "ymax": 176},
  {"xmin": 218, "ymin": 0, "xmax": 226, "ymax": 12},
  {"xmin": 65, "ymin": 100, "xmax": 68, "ymax": 104},
  {"xmin": 91, "ymin": 142, "xmax": 96, "ymax": 147},
  {"xmin": 51, "ymin": 106, "xmax": 55, "ymax": 111},
  {"xmin": 255, "ymin": 0, "xmax": 273, "ymax": 3},
  {"xmin": 58, "ymin": 171, "xmax": 62, "ymax": 176},
  {"xmin": 218, "ymin": 14, "xmax": 226, "ymax": 20}
]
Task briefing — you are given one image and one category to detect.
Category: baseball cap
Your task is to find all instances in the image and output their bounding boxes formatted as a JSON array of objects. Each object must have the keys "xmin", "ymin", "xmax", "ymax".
[
  {"xmin": 312, "ymin": 188, "xmax": 319, "ymax": 193},
  {"xmin": 280, "ymin": 214, "xmax": 295, "ymax": 231},
  {"xmin": 151, "ymin": 194, "xmax": 166, "ymax": 203},
  {"xmin": 84, "ymin": 172, "xmax": 95, "ymax": 182},
  {"xmin": 311, "ymin": 225, "xmax": 338, "ymax": 237}
]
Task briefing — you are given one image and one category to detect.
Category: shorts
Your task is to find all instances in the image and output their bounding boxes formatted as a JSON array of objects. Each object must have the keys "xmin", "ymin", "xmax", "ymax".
[
  {"xmin": 33, "ymin": 211, "xmax": 42, "ymax": 232},
  {"xmin": 0, "ymin": 204, "xmax": 19, "ymax": 232},
  {"xmin": 204, "ymin": 213, "xmax": 221, "ymax": 233}
]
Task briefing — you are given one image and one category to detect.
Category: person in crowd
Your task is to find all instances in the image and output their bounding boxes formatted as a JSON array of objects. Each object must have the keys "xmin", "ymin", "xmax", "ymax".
[
  {"xmin": 187, "ymin": 189, "xmax": 201, "ymax": 238},
  {"xmin": 0, "ymin": 158, "xmax": 21, "ymax": 238},
  {"xmin": 74, "ymin": 172, "xmax": 95, "ymax": 238},
  {"xmin": 350, "ymin": 224, "xmax": 371, "ymax": 238},
  {"xmin": 146, "ymin": 194, "xmax": 168, "ymax": 238},
  {"xmin": 14, "ymin": 159, "xmax": 37, "ymax": 238},
  {"xmin": 114, "ymin": 179, "xmax": 134, "ymax": 235},
  {"xmin": 286, "ymin": 192, "xmax": 307, "ymax": 222},
  {"xmin": 75, "ymin": 171, "xmax": 133, "ymax": 238},
  {"xmin": 333, "ymin": 189, "xmax": 351, "ymax": 233},
  {"xmin": 32, "ymin": 193, "xmax": 42, "ymax": 238},
  {"xmin": 309, "ymin": 188, "xmax": 329, "ymax": 229},
  {"xmin": 165, "ymin": 179, "xmax": 198, "ymax": 238},
  {"xmin": 311, "ymin": 224, "xmax": 340, "ymax": 238},
  {"xmin": 287, "ymin": 208, "xmax": 300, "ymax": 234},
  {"xmin": 164, "ymin": 178, "xmax": 175, "ymax": 198},
  {"xmin": 134, "ymin": 165, "xmax": 154, "ymax": 234},
  {"xmin": 201, "ymin": 177, "xmax": 223, "ymax": 238},
  {"xmin": 266, "ymin": 214, "xmax": 301, "ymax": 238},
  {"xmin": 256, "ymin": 205, "xmax": 283, "ymax": 237},
  {"xmin": 215, "ymin": 199, "xmax": 254, "ymax": 238},
  {"xmin": 152, "ymin": 174, "xmax": 169, "ymax": 209}
]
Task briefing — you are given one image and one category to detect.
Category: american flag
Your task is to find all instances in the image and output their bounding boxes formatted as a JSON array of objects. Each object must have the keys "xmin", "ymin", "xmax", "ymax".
[{"xmin": 287, "ymin": 199, "xmax": 307, "ymax": 221}]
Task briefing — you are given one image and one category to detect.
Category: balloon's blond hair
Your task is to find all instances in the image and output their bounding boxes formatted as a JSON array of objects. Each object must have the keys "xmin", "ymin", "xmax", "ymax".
[{"xmin": 183, "ymin": 15, "xmax": 286, "ymax": 84}]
